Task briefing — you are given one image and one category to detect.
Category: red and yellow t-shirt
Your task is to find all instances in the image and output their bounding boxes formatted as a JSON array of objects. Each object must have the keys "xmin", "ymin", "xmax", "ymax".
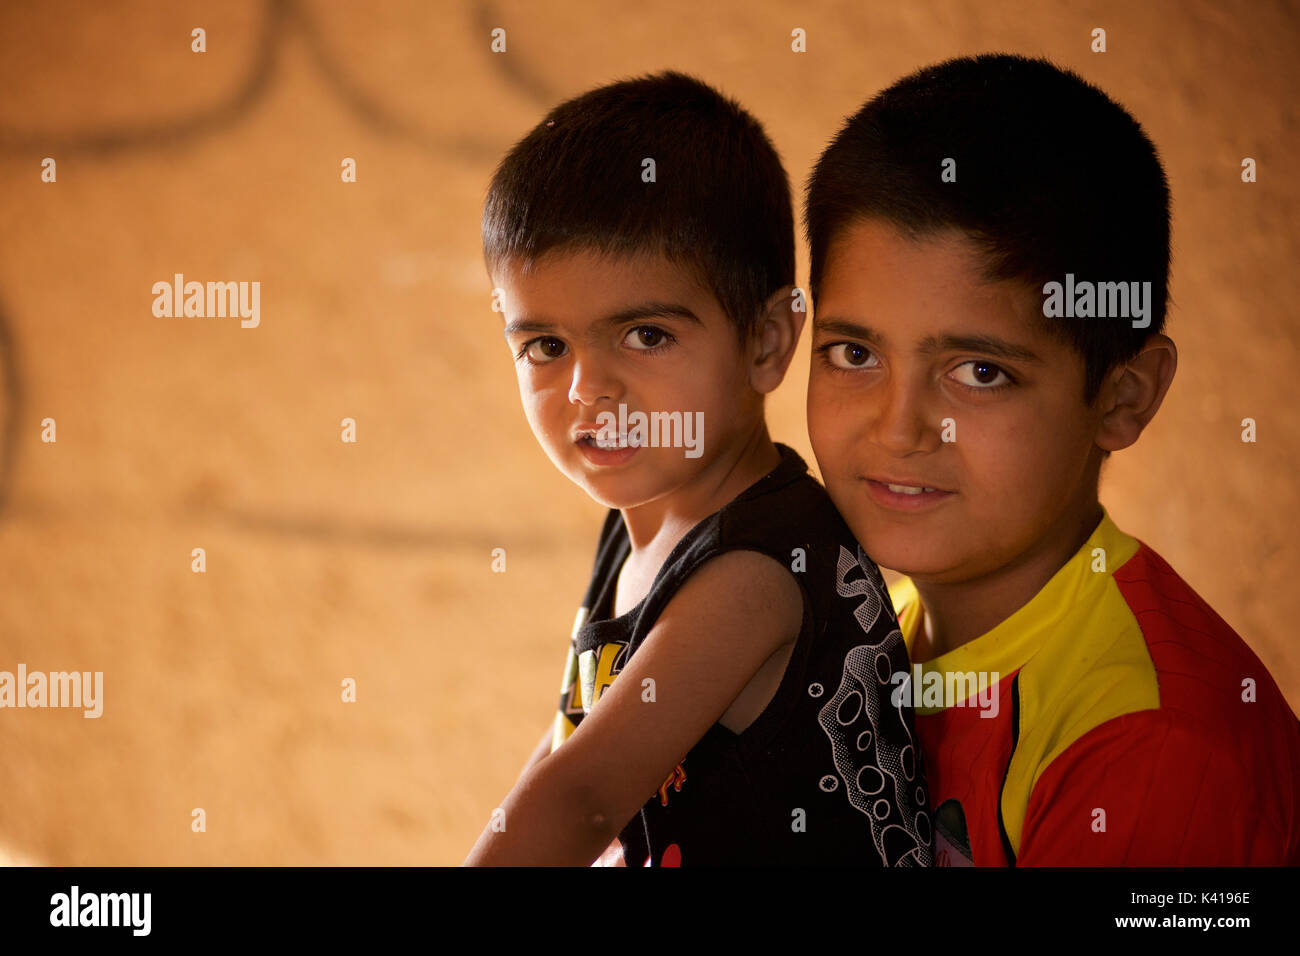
[{"xmin": 890, "ymin": 512, "xmax": 1300, "ymax": 866}]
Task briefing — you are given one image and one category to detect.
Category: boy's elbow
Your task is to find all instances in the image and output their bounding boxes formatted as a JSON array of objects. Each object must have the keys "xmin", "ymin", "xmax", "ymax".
[
  {"xmin": 568, "ymin": 780, "xmax": 625, "ymax": 843},
  {"xmin": 524, "ymin": 755, "xmax": 625, "ymax": 845},
  {"xmin": 581, "ymin": 807, "xmax": 621, "ymax": 842}
]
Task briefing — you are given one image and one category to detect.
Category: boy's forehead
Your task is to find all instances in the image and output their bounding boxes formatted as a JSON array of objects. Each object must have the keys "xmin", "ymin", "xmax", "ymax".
[
  {"xmin": 817, "ymin": 219, "xmax": 1057, "ymax": 352},
  {"xmin": 494, "ymin": 254, "xmax": 727, "ymax": 341},
  {"xmin": 496, "ymin": 247, "xmax": 716, "ymax": 315}
]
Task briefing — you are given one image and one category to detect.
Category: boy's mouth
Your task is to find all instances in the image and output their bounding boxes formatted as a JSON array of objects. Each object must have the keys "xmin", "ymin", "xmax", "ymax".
[
  {"xmin": 573, "ymin": 423, "xmax": 636, "ymax": 448},
  {"xmin": 862, "ymin": 476, "xmax": 955, "ymax": 511},
  {"xmin": 573, "ymin": 427, "xmax": 640, "ymax": 466},
  {"xmin": 882, "ymin": 482, "xmax": 937, "ymax": 495},
  {"xmin": 578, "ymin": 432, "xmax": 631, "ymax": 450}
]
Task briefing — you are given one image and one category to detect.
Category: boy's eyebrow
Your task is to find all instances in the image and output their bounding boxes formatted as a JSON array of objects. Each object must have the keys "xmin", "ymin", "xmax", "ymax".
[
  {"xmin": 502, "ymin": 318, "xmax": 557, "ymax": 337},
  {"xmin": 930, "ymin": 333, "xmax": 1043, "ymax": 364},
  {"xmin": 504, "ymin": 302, "xmax": 704, "ymax": 338},
  {"xmin": 814, "ymin": 318, "xmax": 1043, "ymax": 364},
  {"xmin": 602, "ymin": 301, "xmax": 704, "ymax": 328},
  {"xmin": 814, "ymin": 319, "xmax": 887, "ymax": 346}
]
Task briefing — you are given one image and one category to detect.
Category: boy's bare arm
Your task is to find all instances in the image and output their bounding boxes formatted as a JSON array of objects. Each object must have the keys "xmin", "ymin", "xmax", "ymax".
[
  {"xmin": 519, "ymin": 725, "xmax": 553, "ymax": 780},
  {"xmin": 521, "ymin": 712, "xmax": 627, "ymax": 864},
  {"xmin": 463, "ymin": 550, "xmax": 802, "ymax": 866},
  {"xmin": 525, "ymin": 708, "xmax": 626, "ymax": 864}
]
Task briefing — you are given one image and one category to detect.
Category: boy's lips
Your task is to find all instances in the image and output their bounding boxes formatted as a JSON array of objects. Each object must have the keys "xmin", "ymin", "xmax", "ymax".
[
  {"xmin": 573, "ymin": 426, "xmax": 639, "ymax": 466},
  {"xmin": 861, "ymin": 475, "xmax": 956, "ymax": 512},
  {"xmin": 572, "ymin": 422, "xmax": 635, "ymax": 448}
]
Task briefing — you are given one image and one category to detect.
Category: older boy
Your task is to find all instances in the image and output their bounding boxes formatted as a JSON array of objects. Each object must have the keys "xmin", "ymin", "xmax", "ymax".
[{"xmin": 804, "ymin": 54, "xmax": 1300, "ymax": 865}]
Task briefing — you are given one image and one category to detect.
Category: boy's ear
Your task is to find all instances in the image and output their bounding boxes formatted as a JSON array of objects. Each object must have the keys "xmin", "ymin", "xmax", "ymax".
[
  {"xmin": 1095, "ymin": 333, "xmax": 1178, "ymax": 453},
  {"xmin": 749, "ymin": 285, "xmax": 805, "ymax": 395}
]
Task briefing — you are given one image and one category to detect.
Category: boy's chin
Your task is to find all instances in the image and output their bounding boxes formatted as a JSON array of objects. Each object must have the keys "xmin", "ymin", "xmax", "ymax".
[
  {"xmin": 868, "ymin": 539, "xmax": 1013, "ymax": 586},
  {"xmin": 559, "ymin": 450, "xmax": 694, "ymax": 512},
  {"xmin": 567, "ymin": 472, "xmax": 661, "ymax": 512},
  {"xmin": 852, "ymin": 530, "xmax": 963, "ymax": 581}
]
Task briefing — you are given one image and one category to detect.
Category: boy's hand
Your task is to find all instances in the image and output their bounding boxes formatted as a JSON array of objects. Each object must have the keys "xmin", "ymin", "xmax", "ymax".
[{"xmin": 463, "ymin": 549, "xmax": 802, "ymax": 866}]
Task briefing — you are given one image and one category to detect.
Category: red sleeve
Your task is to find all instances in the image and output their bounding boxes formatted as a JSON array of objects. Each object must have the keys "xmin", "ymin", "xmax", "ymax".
[{"xmin": 1016, "ymin": 709, "xmax": 1300, "ymax": 866}]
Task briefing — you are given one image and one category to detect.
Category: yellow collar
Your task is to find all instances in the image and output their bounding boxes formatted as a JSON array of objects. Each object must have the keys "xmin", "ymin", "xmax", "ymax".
[{"xmin": 891, "ymin": 511, "xmax": 1139, "ymax": 710}]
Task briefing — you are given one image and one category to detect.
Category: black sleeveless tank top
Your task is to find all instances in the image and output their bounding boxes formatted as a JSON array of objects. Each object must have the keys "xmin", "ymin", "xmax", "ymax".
[{"xmin": 559, "ymin": 443, "xmax": 933, "ymax": 866}]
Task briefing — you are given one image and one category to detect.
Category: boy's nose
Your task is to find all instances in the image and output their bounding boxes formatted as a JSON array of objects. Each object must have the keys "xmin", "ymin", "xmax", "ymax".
[
  {"xmin": 567, "ymin": 358, "xmax": 621, "ymax": 406},
  {"xmin": 867, "ymin": 380, "xmax": 940, "ymax": 457}
]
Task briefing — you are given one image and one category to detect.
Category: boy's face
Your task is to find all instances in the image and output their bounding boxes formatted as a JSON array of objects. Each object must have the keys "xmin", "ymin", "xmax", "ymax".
[
  {"xmin": 494, "ymin": 248, "xmax": 758, "ymax": 511},
  {"xmin": 808, "ymin": 218, "xmax": 1107, "ymax": 583}
]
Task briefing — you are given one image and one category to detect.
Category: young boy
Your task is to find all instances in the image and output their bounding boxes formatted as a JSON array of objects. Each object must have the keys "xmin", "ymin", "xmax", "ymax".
[
  {"xmin": 804, "ymin": 54, "xmax": 1300, "ymax": 865},
  {"xmin": 464, "ymin": 72, "xmax": 932, "ymax": 867}
]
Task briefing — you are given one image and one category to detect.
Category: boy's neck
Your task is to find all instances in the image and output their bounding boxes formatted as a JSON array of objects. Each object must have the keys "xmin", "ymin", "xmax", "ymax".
[
  {"xmin": 619, "ymin": 422, "xmax": 780, "ymax": 554},
  {"xmin": 910, "ymin": 500, "xmax": 1105, "ymax": 662}
]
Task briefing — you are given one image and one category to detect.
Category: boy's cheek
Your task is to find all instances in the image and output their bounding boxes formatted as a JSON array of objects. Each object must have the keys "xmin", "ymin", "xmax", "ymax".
[
  {"xmin": 807, "ymin": 408, "xmax": 867, "ymax": 474},
  {"xmin": 519, "ymin": 397, "xmax": 569, "ymax": 453}
]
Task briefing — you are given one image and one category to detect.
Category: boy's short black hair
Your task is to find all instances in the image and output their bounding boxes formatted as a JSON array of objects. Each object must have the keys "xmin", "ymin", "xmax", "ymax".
[
  {"xmin": 483, "ymin": 71, "xmax": 794, "ymax": 340},
  {"xmin": 805, "ymin": 54, "xmax": 1171, "ymax": 401}
]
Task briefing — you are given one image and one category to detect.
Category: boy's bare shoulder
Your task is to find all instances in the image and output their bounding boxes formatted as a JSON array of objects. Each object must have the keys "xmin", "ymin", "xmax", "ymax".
[{"xmin": 658, "ymin": 548, "xmax": 803, "ymax": 648}]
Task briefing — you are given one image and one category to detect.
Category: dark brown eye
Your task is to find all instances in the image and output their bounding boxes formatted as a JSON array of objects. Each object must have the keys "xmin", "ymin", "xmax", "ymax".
[
  {"xmin": 630, "ymin": 327, "xmax": 666, "ymax": 348},
  {"xmin": 952, "ymin": 360, "xmax": 1010, "ymax": 389},
  {"xmin": 523, "ymin": 337, "xmax": 567, "ymax": 363},
  {"xmin": 827, "ymin": 343, "xmax": 877, "ymax": 369}
]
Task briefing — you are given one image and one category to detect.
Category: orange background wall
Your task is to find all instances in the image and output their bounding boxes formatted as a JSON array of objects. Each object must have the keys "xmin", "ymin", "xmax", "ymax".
[{"xmin": 1, "ymin": 0, "xmax": 1296, "ymax": 864}]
